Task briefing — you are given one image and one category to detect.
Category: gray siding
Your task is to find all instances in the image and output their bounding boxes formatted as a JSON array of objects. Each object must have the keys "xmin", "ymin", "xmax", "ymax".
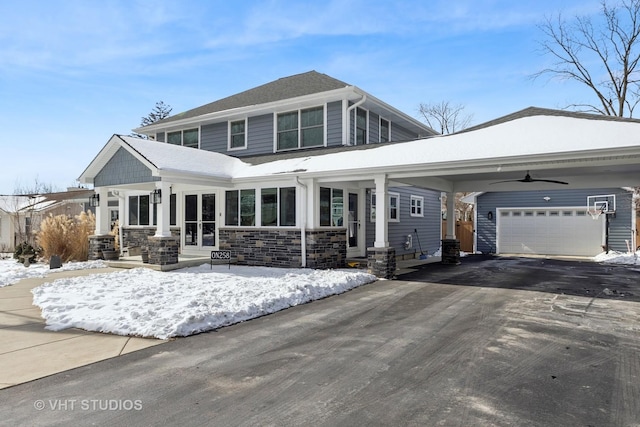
[
  {"xmin": 366, "ymin": 187, "xmax": 441, "ymax": 257},
  {"xmin": 326, "ymin": 101, "xmax": 343, "ymax": 147},
  {"xmin": 200, "ymin": 122, "xmax": 227, "ymax": 152},
  {"xmin": 244, "ymin": 114, "xmax": 274, "ymax": 156},
  {"xmin": 476, "ymin": 188, "xmax": 633, "ymax": 254},
  {"xmin": 201, "ymin": 114, "xmax": 274, "ymax": 157},
  {"xmin": 94, "ymin": 147, "xmax": 159, "ymax": 187},
  {"xmin": 391, "ymin": 122, "xmax": 418, "ymax": 141}
]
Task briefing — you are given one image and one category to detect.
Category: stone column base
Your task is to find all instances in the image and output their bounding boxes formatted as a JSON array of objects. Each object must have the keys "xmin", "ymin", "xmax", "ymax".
[
  {"xmin": 148, "ymin": 236, "xmax": 179, "ymax": 265},
  {"xmin": 441, "ymin": 239, "xmax": 461, "ymax": 265},
  {"xmin": 367, "ymin": 247, "xmax": 397, "ymax": 279},
  {"xmin": 88, "ymin": 235, "xmax": 115, "ymax": 260}
]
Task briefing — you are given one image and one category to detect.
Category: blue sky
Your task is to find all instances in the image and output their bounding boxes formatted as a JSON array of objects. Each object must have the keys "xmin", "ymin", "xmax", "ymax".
[{"xmin": 0, "ymin": 0, "xmax": 600, "ymax": 194}]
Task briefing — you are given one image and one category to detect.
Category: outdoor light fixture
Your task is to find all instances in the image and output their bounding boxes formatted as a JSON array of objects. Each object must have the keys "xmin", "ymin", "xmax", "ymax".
[
  {"xmin": 89, "ymin": 193, "xmax": 100, "ymax": 207},
  {"xmin": 151, "ymin": 189, "xmax": 162, "ymax": 204},
  {"xmin": 487, "ymin": 211, "xmax": 493, "ymax": 220},
  {"xmin": 543, "ymin": 196, "xmax": 551, "ymax": 202}
]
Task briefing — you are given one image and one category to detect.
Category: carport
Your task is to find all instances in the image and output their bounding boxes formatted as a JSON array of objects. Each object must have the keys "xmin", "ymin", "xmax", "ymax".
[{"xmin": 243, "ymin": 107, "xmax": 640, "ymax": 273}]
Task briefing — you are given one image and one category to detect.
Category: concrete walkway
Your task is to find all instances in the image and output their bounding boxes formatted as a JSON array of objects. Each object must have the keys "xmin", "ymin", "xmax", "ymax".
[{"xmin": 0, "ymin": 267, "xmax": 166, "ymax": 390}]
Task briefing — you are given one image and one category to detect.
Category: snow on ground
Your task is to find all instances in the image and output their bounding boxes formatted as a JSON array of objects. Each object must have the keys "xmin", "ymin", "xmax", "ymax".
[
  {"xmin": 0, "ymin": 249, "xmax": 634, "ymax": 340},
  {"xmin": 31, "ymin": 264, "xmax": 376, "ymax": 339},
  {"xmin": 0, "ymin": 258, "xmax": 107, "ymax": 288}
]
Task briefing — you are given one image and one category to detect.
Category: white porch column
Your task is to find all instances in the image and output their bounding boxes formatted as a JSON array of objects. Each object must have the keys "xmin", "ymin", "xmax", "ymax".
[
  {"xmin": 94, "ymin": 187, "xmax": 110, "ymax": 235},
  {"xmin": 154, "ymin": 181, "xmax": 172, "ymax": 237},
  {"xmin": 445, "ymin": 191, "xmax": 456, "ymax": 239},
  {"xmin": 374, "ymin": 174, "xmax": 389, "ymax": 248}
]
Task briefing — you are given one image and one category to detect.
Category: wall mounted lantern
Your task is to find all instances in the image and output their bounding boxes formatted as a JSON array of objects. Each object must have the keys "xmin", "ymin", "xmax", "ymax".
[
  {"xmin": 487, "ymin": 211, "xmax": 493, "ymax": 220},
  {"xmin": 89, "ymin": 193, "xmax": 100, "ymax": 207},
  {"xmin": 151, "ymin": 189, "xmax": 162, "ymax": 205}
]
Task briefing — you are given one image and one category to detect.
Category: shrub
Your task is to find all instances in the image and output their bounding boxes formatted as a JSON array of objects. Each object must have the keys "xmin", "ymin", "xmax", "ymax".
[{"xmin": 37, "ymin": 211, "xmax": 96, "ymax": 262}]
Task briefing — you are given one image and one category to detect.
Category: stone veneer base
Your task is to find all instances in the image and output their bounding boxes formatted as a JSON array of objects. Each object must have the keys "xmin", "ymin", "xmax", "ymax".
[{"xmin": 367, "ymin": 247, "xmax": 397, "ymax": 279}]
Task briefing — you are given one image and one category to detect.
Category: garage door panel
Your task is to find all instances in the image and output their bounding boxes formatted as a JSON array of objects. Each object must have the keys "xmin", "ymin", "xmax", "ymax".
[{"xmin": 497, "ymin": 208, "xmax": 603, "ymax": 256}]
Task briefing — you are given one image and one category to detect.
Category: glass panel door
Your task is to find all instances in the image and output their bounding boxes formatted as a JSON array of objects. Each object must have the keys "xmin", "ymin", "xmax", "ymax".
[
  {"xmin": 201, "ymin": 193, "xmax": 216, "ymax": 248},
  {"xmin": 184, "ymin": 193, "xmax": 217, "ymax": 250},
  {"xmin": 184, "ymin": 194, "xmax": 198, "ymax": 247},
  {"xmin": 348, "ymin": 192, "xmax": 359, "ymax": 248}
]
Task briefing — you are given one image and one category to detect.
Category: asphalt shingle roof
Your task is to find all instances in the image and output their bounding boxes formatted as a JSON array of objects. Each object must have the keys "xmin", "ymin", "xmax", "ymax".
[{"xmin": 150, "ymin": 71, "xmax": 350, "ymax": 126}]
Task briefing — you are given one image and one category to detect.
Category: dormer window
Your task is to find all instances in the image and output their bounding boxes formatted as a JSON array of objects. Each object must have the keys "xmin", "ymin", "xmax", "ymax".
[
  {"xmin": 277, "ymin": 106, "xmax": 324, "ymax": 151},
  {"xmin": 167, "ymin": 128, "xmax": 199, "ymax": 148}
]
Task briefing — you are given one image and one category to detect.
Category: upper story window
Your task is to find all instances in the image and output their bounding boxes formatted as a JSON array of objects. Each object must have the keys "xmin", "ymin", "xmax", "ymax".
[
  {"xmin": 167, "ymin": 128, "xmax": 199, "ymax": 148},
  {"xmin": 380, "ymin": 118, "xmax": 390, "ymax": 143},
  {"xmin": 356, "ymin": 107, "xmax": 367, "ymax": 145},
  {"xmin": 229, "ymin": 120, "xmax": 246, "ymax": 150},
  {"xmin": 277, "ymin": 106, "xmax": 324, "ymax": 151}
]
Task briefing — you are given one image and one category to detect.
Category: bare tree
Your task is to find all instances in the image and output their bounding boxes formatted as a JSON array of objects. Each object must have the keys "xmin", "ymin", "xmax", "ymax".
[
  {"xmin": 417, "ymin": 101, "xmax": 473, "ymax": 134},
  {"xmin": 535, "ymin": 0, "xmax": 640, "ymax": 117},
  {"xmin": 131, "ymin": 101, "xmax": 173, "ymax": 139}
]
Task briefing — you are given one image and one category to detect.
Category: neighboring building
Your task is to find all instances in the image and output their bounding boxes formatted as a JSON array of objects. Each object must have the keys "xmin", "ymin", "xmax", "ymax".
[
  {"xmin": 0, "ymin": 188, "xmax": 95, "ymax": 252},
  {"xmin": 464, "ymin": 188, "xmax": 636, "ymax": 257},
  {"xmin": 79, "ymin": 71, "xmax": 442, "ymax": 275}
]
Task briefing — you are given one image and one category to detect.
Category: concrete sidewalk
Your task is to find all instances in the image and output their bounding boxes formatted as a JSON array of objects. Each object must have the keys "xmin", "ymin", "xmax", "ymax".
[{"xmin": 0, "ymin": 267, "xmax": 166, "ymax": 390}]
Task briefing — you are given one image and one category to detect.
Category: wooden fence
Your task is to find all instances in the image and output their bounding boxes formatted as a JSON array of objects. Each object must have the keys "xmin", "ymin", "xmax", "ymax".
[{"xmin": 442, "ymin": 220, "xmax": 474, "ymax": 253}]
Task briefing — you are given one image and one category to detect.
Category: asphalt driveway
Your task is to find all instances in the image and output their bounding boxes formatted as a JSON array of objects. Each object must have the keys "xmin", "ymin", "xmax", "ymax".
[{"xmin": 2, "ymin": 256, "xmax": 640, "ymax": 426}]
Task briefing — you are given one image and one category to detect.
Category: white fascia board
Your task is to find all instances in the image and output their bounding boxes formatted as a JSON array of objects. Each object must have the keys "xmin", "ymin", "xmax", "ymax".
[
  {"xmin": 134, "ymin": 87, "xmax": 360, "ymax": 135},
  {"xmin": 78, "ymin": 135, "xmax": 159, "ymax": 185},
  {"xmin": 351, "ymin": 86, "xmax": 438, "ymax": 136}
]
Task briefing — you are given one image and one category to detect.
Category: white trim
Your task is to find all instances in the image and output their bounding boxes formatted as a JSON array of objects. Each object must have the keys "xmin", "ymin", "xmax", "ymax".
[
  {"xmin": 228, "ymin": 118, "xmax": 248, "ymax": 151},
  {"xmin": 379, "ymin": 116, "xmax": 391, "ymax": 143},
  {"xmin": 370, "ymin": 190, "xmax": 400, "ymax": 223},
  {"xmin": 410, "ymin": 195, "xmax": 424, "ymax": 217}
]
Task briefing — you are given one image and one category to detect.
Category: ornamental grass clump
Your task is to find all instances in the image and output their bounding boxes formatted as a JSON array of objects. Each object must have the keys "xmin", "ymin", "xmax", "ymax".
[{"xmin": 37, "ymin": 210, "xmax": 95, "ymax": 262}]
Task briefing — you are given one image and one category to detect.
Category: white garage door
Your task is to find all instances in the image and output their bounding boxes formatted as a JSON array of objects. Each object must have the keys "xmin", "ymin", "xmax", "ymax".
[{"xmin": 497, "ymin": 208, "xmax": 604, "ymax": 257}]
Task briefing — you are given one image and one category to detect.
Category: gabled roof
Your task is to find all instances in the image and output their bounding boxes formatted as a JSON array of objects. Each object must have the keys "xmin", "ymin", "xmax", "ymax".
[
  {"xmin": 78, "ymin": 135, "xmax": 249, "ymax": 184},
  {"xmin": 148, "ymin": 71, "xmax": 349, "ymax": 126},
  {"xmin": 457, "ymin": 106, "xmax": 640, "ymax": 134},
  {"xmin": 0, "ymin": 195, "xmax": 55, "ymax": 214}
]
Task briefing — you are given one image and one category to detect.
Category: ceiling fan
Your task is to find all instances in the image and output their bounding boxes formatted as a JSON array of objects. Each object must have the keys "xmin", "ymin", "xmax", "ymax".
[{"xmin": 491, "ymin": 171, "xmax": 569, "ymax": 185}]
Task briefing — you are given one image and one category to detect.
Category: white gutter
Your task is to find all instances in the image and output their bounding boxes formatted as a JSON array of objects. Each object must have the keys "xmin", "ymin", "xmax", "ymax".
[
  {"xmin": 296, "ymin": 176, "xmax": 307, "ymax": 268},
  {"xmin": 345, "ymin": 94, "xmax": 367, "ymax": 146}
]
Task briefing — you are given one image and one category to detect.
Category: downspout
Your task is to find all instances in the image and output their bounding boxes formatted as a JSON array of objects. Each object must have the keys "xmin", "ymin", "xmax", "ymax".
[
  {"xmin": 345, "ymin": 94, "xmax": 367, "ymax": 146},
  {"xmin": 296, "ymin": 176, "xmax": 307, "ymax": 268}
]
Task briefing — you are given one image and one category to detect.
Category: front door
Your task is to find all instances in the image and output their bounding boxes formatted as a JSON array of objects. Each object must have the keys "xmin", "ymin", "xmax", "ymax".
[
  {"xmin": 347, "ymin": 191, "xmax": 365, "ymax": 257},
  {"xmin": 184, "ymin": 192, "xmax": 217, "ymax": 251}
]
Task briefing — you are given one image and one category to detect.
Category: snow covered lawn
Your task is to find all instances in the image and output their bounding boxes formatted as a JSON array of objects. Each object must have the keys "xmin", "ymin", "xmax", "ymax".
[
  {"xmin": 0, "ymin": 258, "xmax": 106, "ymax": 288},
  {"xmin": 31, "ymin": 264, "xmax": 377, "ymax": 339}
]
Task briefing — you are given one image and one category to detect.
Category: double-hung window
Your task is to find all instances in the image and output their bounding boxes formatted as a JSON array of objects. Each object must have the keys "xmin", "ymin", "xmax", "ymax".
[
  {"xmin": 410, "ymin": 195, "xmax": 424, "ymax": 217},
  {"xmin": 167, "ymin": 128, "xmax": 199, "ymax": 148},
  {"xmin": 356, "ymin": 108, "xmax": 367, "ymax": 145},
  {"xmin": 261, "ymin": 187, "xmax": 296, "ymax": 226},
  {"xmin": 370, "ymin": 191, "xmax": 400, "ymax": 222},
  {"xmin": 379, "ymin": 118, "xmax": 390, "ymax": 143},
  {"xmin": 229, "ymin": 120, "xmax": 246, "ymax": 149},
  {"xmin": 277, "ymin": 106, "xmax": 324, "ymax": 150}
]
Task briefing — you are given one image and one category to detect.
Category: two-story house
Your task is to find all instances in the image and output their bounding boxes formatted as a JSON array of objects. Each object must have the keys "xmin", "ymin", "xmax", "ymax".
[{"xmin": 79, "ymin": 71, "xmax": 442, "ymax": 275}]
